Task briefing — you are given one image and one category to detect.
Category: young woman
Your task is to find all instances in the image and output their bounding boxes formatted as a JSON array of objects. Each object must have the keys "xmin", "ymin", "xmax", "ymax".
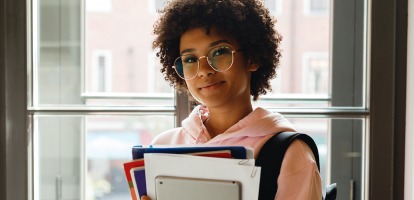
[{"xmin": 142, "ymin": 0, "xmax": 322, "ymax": 199}]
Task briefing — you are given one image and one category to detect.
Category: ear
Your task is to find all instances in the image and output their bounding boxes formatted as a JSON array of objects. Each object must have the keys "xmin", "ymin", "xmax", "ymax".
[{"xmin": 248, "ymin": 61, "xmax": 259, "ymax": 72}]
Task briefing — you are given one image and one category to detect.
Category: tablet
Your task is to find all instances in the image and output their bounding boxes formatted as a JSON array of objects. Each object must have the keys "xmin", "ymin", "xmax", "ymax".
[{"xmin": 155, "ymin": 176, "xmax": 241, "ymax": 200}]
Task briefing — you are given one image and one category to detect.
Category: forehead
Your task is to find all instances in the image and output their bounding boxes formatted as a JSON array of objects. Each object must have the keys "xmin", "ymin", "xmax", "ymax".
[{"xmin": 179, "ymin": 27, "xmax": 239, "ymax": 53}]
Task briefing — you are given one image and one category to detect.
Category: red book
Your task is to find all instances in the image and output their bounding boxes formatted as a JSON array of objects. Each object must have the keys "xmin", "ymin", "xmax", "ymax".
[
  {"xmin": 189, "ymin": 150, "xmax": 233, "ymax": 158},
  {"xmin": 123, "ymin": 159, "xmax": 144, "ymax": 200},
  {"xmin": 123, "ymin": 149, "xmax": 233, "ymax": 199}
]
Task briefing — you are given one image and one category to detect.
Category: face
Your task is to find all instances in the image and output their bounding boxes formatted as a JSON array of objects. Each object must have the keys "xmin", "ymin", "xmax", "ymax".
[{"xmin": 178, "ymin": 27, "xmax": 258, "ymax": 108}]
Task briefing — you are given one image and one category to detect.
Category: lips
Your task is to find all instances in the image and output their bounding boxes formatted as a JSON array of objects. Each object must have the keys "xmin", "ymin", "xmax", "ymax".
[{"xmin": 198, "ymin": 81, "xmax": 225, "ymax": 90}]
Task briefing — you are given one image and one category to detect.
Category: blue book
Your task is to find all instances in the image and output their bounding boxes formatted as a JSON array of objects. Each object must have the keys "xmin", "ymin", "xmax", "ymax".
[
  {"xmin": 130, "ymin": 166, "xmax": 147, "ymax": 198},
  {"xmin": 132, "ymin": 146, "xmax": 248, "ymax": 160}
]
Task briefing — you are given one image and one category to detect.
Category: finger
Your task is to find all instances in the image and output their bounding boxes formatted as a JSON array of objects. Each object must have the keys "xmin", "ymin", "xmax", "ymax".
[{"xmin": 141, "ymin": 195, "xmax": 151, "ymax": 200}]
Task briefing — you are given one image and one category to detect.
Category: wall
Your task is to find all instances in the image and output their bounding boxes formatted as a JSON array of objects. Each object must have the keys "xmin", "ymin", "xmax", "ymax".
[{"xmin": 405, "ymin": 0, "xmax": 414, "ymax": 199}]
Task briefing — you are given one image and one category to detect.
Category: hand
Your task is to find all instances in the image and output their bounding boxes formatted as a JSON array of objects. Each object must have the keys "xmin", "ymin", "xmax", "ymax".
[{"xmin": 141, "ymin": 195, "xmax": 151, "ymax": 200}]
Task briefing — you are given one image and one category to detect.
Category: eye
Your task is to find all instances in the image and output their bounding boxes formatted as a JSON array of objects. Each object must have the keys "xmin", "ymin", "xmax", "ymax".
[
  {"xmin": 211, "ymin": 46, "xmax": 232, "ymax": 58},
  {"xmin": 182, "ymin": 55, "xmax": 198, "ymax": 64}
]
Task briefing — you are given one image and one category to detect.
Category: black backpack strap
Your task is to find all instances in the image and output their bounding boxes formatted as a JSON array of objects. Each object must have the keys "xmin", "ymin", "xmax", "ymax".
[{"xmin": 255, "ymin": 132, "xmax": 321, "ymax": 200}]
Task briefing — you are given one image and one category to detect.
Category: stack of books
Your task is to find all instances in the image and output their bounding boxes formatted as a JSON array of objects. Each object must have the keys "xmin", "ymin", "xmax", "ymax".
[{"xmin": 123, "ymin": 145, "xmax": 259, "ymax": 200}]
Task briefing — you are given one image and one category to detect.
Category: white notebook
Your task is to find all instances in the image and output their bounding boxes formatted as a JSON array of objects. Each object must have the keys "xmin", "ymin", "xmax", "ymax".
[{"xmin": 144, "ymin": 153, "xmax": 261, "ymax": 200}]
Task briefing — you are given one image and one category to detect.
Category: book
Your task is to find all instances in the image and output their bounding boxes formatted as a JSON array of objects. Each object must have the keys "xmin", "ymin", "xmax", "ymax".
[
  {"xmin": 132, "ymin": 145, "xmax": 249, "ymax": 159},
  {"xmin": 144, "ymin": 153, "xmax": 261, "ymax": 199},
  {"xmin": 130, "ymin": 150, "xmax": 232, "ymax": 198},
  {"xmin": 124, "ymin": 149, "xmax": 234, "ymax": 199},
  {"xmin": 123, "ymin": 159, "xmax": 144, "ymax": 200},
  {"xmin": 128, "ymin": 150, "xmax": 232, "ymax": 198},
  {"xmin": 124, "ymin": 146, "xmax": 253, "ymax": 199},
  {"xmin": 186, "ymin": 150, "xmax": 233, "ymax": 158},
  {"xmin": 130, "ymin": 166, "xmax": 146, "ymax": 198}
]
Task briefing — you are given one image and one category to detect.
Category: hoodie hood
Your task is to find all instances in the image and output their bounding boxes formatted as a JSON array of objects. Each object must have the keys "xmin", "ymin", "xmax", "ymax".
[{"xmin": 181, "ymin": 105, "xmax": 296, "ymax": 144}]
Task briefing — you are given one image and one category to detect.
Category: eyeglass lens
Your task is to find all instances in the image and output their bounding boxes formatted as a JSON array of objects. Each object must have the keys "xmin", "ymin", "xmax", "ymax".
[{"xmin": 174, "ymin": 46, "xmax": 234, "ymax": 79}]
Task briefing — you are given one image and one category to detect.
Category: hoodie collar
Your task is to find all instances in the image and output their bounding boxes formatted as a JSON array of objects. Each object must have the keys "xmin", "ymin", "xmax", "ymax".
[
  {"xmin": 181, "ymin": 105, "xmax": 211, "ymax": 143},
  {"xmin": 181, "ymin": 105, "xmax": 296, "ymax": 144}
]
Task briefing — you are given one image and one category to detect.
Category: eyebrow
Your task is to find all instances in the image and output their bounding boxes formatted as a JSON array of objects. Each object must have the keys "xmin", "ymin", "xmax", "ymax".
[{"xmin": 180, "ymin": 39, "xmax": 232, "ymax": 55}]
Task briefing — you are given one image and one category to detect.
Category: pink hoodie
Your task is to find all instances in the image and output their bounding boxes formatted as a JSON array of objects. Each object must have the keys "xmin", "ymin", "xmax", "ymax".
[{"xmin": 152, "ymin": 105, "xmax": 322, "ymax": 199}]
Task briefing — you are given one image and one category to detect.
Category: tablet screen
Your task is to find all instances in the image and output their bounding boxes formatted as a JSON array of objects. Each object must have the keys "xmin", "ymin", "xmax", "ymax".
[{"xmin": 155, "ymin": 176, "xmax": 241, "ymax": 200}]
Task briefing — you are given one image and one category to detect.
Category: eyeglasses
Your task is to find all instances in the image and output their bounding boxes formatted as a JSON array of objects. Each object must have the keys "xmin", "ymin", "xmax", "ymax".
[{"xmin": 173, "ymin": 45, "xmax": 242, "ymax": 80}]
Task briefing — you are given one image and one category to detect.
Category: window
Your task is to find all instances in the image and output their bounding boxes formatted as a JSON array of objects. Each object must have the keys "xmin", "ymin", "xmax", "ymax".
[
  {"xmin": 304, "ymin": 0, "xmax": 329, "ymax": 15},
  {"xmin": 2, "ymin": 0, "xmax": 407, "ymax": 199},
  {"xmin": 264, "ymin": 0, "xmax": 283, "ymax": 15},
  {"xmin": 86, "ymin": 0, "xmax": 112, "ymax": 13},
  {"xmin": 23, "ymin": 0, "xmax": 370, "ymax": 199},
  {"xmin": 259, "ymin": 0, "xmax": 330, "ymax": 108},
  {"xmin": 91, "ymin": 50, "xmax": 112, "ymax": 92},
  {"xmin": 149, "ymin": 0, "xmax": 168, "ymax": 14},
  {"xmin": 302, "ymin": 52, "xmax": 329, "ymax": 94},
  {"xmin": 148, "ymin": 52, "xmax": 172, "ymax": 93}
]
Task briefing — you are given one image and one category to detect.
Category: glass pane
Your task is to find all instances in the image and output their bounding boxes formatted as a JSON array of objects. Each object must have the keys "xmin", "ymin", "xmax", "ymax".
[
  {"xmin": 36, "ymin": 0, "xmax": 83, "ymax": 105},
  {"xmin": 264, "ymin": 0, "xmax": 330, "ymax": 97},
  {"xmin": 35, "ymin": 0, "xmax": 174, "ymax": 106},
  {"xmin": 34, "ymin": 115, "xmax": 174, "ymax": 200},
  {"xmin": 35, "ymin": 0, "xmax": 366, "ymax": 108},
  {"xmin": 84, "ymin": 0, "xmax": 173, "ymax": 104},
  {"xmin": 34, "ymin": 114, "xmax": 365, "ymax": 200}
]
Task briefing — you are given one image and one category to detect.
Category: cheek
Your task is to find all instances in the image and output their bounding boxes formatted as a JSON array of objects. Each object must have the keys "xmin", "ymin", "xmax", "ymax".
[
  {"xmin": 230, "ymin": 68, "xmax": 252, "ymax": 90},
  {"xmin": 185, "ymin": 81, "xmax": 204, "ymax": 103},
  {"xmin": 230, "ymin": 64, "xmax": 251, "ymax": 80},
  {"xmin": 185, "ymin": 80, "xmax": 198, "ymax": 94}
]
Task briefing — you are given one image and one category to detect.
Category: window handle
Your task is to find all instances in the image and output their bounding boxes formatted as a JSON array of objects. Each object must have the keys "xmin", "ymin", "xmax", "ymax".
[
  {"xmin": 56, "ymin": 175, "xmax": 62, "ymax": 200},
  {"xmin": 350, "ymin": 179, "xmax": 355, "ymax": 200}
]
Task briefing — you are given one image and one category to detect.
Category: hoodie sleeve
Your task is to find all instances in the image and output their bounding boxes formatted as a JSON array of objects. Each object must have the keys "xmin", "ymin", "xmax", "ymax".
[{"xmin": 275, "ymin": 140, "xmax": 323, "ymax": 200}]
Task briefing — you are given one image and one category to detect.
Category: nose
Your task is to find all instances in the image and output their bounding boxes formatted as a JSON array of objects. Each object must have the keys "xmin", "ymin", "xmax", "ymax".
[{"xmin": 197, "ymin": 56, "xmax": 215, "ymax": 77}]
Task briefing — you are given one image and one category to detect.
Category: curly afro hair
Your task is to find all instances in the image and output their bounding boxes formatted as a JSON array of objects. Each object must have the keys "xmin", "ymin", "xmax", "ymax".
[{"xmin": 153, "ymin": 0, "xmax": 282, "ymax": 101}]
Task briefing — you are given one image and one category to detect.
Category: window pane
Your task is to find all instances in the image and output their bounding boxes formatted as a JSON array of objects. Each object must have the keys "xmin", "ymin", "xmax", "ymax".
[
  {"xmin": 35, "ymin": 0, "xmax": 174, "ymax": 106},
  {"xmin": 84, "ymin": 0, "xmax": 173, "ymax": 100},
  {"xmin": 261, "ymin": 0, "xmax": 365, "ymax": 108},
  {"xmin": 264, "ymin": 0, "xmax": 283, "ymax": 15},
  {"xmin": 308, "ymin": 0, "xmax": 329, "ymax": 14},
  {"xmin": 36, "ymin": 0, "xmax": 83, "ymax": 105},
  {"xmin": 263, "ymin": 0, "xmax": 330, "ymax": 97},
  {"xmin": 33, "ymin": 115, "xmax": 365, "ymax": 200},
  {"xmin": 32, "ymin": 1, "xmax": 367, "ymax": 200},
  {"xmin": 34, "ymin": 115, "xmax": 174, "ymax": 199}
]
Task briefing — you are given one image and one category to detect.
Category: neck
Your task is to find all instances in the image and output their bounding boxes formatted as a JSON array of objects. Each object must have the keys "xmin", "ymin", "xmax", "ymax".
[{"xmin": 204, "ymin": 101, "xmax": 254, "ymax": 138}]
